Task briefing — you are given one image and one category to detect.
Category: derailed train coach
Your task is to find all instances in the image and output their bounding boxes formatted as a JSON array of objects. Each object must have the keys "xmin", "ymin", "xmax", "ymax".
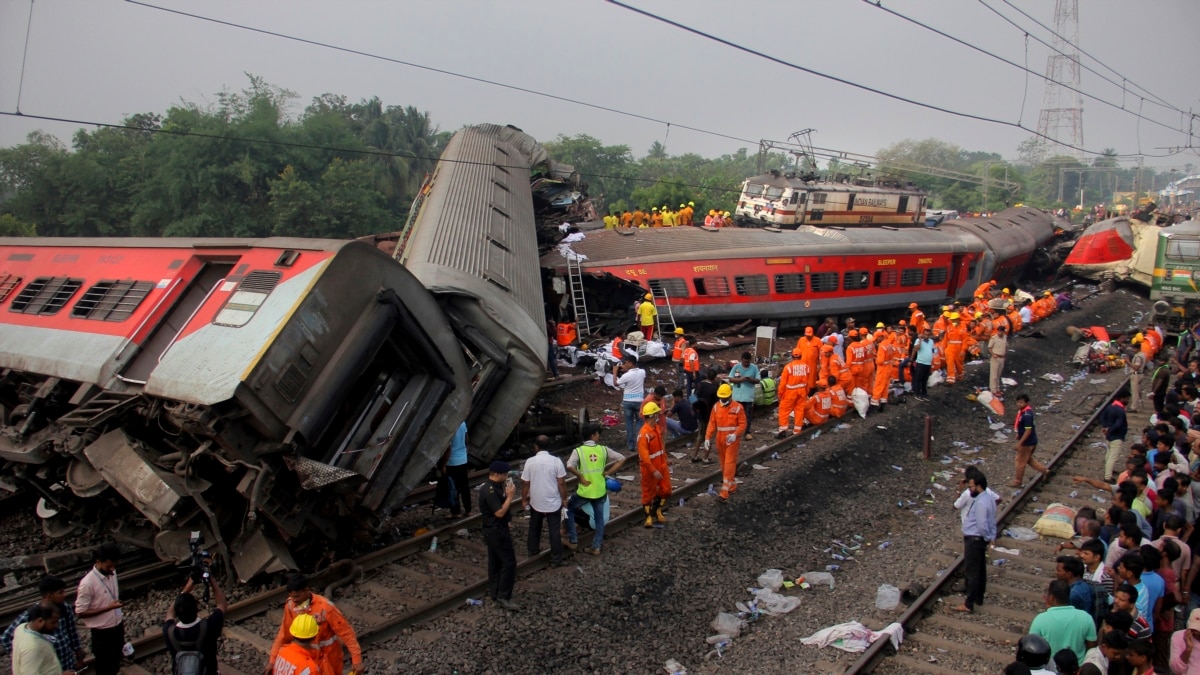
[{"xmin": 0, "ymin": 239, "xmax": 474, "ymax": 579}]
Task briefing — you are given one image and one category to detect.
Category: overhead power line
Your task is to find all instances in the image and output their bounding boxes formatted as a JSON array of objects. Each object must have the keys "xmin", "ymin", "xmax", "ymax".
[
  {"xmin": 997, "ymin": 0, "xmax": 1189, "ymax": 117},
  {"xmin": 606, "ymin": 0, "xmax": 1190, "ymax": 159},
  {"xmin": 122, "ymin": 0, "xmax": 759, "ymax": 148},
  {"xmin": 861, "ymin": 0, "xmax": 1195, "ymax": 142}
]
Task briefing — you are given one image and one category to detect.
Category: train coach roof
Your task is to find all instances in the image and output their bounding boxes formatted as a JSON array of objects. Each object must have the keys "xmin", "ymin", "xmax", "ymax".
[
  {"xmin": 0, "ymin": 237, "xmax": 352, "ymax": 251},
  {"xmin": 1161, "ymin": 221, "xmax": 1200, "ymax": 237},
  {"xmin": 541, "ymin": 225, "xmax": 969, "ymax": 268}
]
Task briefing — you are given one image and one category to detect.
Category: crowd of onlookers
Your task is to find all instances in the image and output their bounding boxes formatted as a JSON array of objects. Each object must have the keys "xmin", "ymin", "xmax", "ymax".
[{"xmin": 1003, "ymin": 323, "xmax": 1200, "ymax": 674}]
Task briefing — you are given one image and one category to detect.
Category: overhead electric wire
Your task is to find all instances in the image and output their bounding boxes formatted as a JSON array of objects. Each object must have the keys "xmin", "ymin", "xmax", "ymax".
[
  {"xmin": 976, "ymin": 0, "xmax": 1188, "ymax": 119},
  {"xmin": 997, "ymin": 0, "xmax": 1189, "ymax": 117},
  {"xmin": 0, "ymin": 110, "xmax": 743, "ymax": 194},
  {"xmin": 605, "ymin": 0, "xmax": 1182, "ymax": 159},
  {"xmin": 14, "ymin": 0, "xmax": 36, "ymax": 114},
  {"xmin": 122, "ymin": 0, "xmax": 759, "ymax": 148},
  {"xmin": 862, "ymin": 0, "xmax": 1195, "ymax": 141}
]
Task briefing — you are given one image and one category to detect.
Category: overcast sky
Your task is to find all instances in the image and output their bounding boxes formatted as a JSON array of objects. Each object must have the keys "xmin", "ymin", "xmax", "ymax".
[{"xmin": 1, "ymin": 0, "xmax": 1197, "ymax": 171}]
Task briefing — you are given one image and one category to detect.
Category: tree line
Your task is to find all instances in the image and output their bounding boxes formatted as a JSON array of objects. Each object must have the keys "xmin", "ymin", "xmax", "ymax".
[{"xmin": 1, "ymin": 76, "xmax": 1185, "ymax": 238}]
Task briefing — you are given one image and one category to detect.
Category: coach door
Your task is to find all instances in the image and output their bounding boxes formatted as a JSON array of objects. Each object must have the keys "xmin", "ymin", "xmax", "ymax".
[
  {"xmin": 945, "ymin": 254, "xmax": 966, "ymax": 296},
  {"xmin": 119, "ymin": 261, "xmax": 235, "ymax": 384}
]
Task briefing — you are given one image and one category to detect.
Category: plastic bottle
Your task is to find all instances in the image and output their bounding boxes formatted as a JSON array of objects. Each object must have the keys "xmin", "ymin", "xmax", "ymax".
[
  {"xmin": 465, "ymin": 598, "xmax": 483, "ymax": 607},
  {"xmin": 429, "ymin": 537, "xmax": 438, "ymax": 552}
]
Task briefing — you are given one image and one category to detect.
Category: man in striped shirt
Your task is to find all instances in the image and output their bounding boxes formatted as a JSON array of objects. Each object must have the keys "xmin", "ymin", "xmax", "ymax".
[{"xmin": 1, "ymin": 577, "xmax": 83, "ymax": 671}]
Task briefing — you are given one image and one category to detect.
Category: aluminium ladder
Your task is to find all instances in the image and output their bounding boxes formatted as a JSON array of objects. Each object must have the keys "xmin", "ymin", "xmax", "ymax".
[
  {"xmin": 651, "ymin": 284, "xmax": 677, "ymax": 338},
  {"xmin": 565, "ymin": 254, "xmax": 591, "ymax": 339}
]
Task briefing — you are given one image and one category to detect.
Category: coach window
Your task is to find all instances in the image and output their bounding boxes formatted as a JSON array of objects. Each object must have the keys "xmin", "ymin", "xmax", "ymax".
[
  {"xmin": 900, "ymin": 269, "xmax": 924, "ymax": 287},
  {"xmin": 811, "ymin": 193, "xmax": 827, "ymax": 205},
  {"xmin": 873, "ymin": 269, "xmax": 898, "ymax": 288},
  {"xmin": 72, "ymin": 280, "xmax": 155, "ymax": 321},
  {"xmin": 693, "ymin": 276, "xmax": 730, "ymax": 296},
  {"xmin": 735, "ymin": 275, "xmax": 769, "ymax": 296},
  {"xmin": 1166, "ymin": 238, "xmax": 1200, "ymax": 261},
  {"xmin": 843, "ymin": 271, "xmax": 869, "ymax": 290},
  {"xmin": 773, "ymin": 273, "xmax": 806, "ymax": 294},
  {"xmin": 0, "ymin": 274, "xmax": 22, "ymax": 304},
  {"xmin": 9, "ymin": 276, "xmax": 83, "ymax": 315},
  {"xmin": 649, "ymin": 278, "xmax": 689, "ymax": 298},
  {"xmin": 810, "ymin": 272, "xmax": 838, "ymax": 293},
  {"xmin": 809, "ymin": 210, "xmax": 824, "ymax": 222},
  {"xmin": 925, "ymin": 267, "xmax": 949, "ymax": 285}
]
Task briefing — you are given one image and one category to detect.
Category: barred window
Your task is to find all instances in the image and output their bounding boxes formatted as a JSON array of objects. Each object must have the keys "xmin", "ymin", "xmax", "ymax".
[
  {"xmin": 873, "ymin": 269, "xmax": 898, "ymax": 288},
  {"xmin": 693, "ymin": 276, "xmax": 730, "ymax": 297},
  {"xmin": 735, "ymin": 275, "xmax": 769, "ymax": 296},
  {"xmin": 843, "ymin": 271, "xmax": 869, "ymax": 291},
  {"xmin": 774, "ymin": 273, "xmax": 805, "ymax": 294},
  {"xmin": 812, "ymin": 193, "xmax": 828, "ymax": 205},
  {"xmin": 925, "ymin": 267, "xmax": 949, "ymax": 285},
  {"xmin": 810, "ymin": 272, "xmax": 838, "ymax": 293},
  {"xmin": 900, "ymin": 269, "xmax": 924, "ymax": 287},
  {"xmin": 72, "ymin": 280, "xmax": 154, "ymax": 321},
  {"xmin": 0, "ymin": 274, "xmax": 22, "ymax": 304},
  {"xmin": 649, "ymin": 278, "xmax": 689, "ymax": 298},
  {"xmin": 10, "ymin": 276, "xmax": 83, "ymax": 315}
]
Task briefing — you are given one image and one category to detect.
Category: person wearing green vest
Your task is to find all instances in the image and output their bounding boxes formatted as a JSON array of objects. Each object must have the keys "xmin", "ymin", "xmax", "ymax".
[
  {"xmin": 754, "ymin": 368, "xmax": 778, "ymax": 408},
  {"xmin": 564, "ymin": 426, "xmax": 628, "ymax": 555}
]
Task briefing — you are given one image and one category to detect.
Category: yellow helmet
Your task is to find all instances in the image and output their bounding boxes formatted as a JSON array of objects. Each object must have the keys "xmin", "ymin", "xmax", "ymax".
[
  {"xmin": 950, "ymin": 312, "xmax": 961, "ymax": 320},
  {"xmin": 290, "ymin": 614, "xmax": 320, "ymax": 640},
  {"xmin": 1132, "ymin": 333, "xmax": 1144, "ymax": 344},
  {"xmin": 723, "ymin": 211, "xmax": 731, "ymax": 217},
  {"xmin": 644, "ymin": 293, "xmax": 652, "ymax": 300},
  {"xmin": 688, "ymin": 201, "xmax": 695, "ymax": 207},
  {"xmin": 642, "ymin": 401, "xmax": 662, "ymax": 416},
  {"xmin": 652, "ymin": 206, "xmax": 658, "ymax": 211},
  {"xmin": 876, "ymin": 322, "xmax": 885, "ymax": 328},
  {"xmin": 709, "ymin": 210, "xmax": 717, "ymax": 216},
  {"xmin": 1043, "ymin": 291, "xmax": 1052, "ymax": 297},
  {"xmin": 1002, "ymin": 288, "xmax": 1011, "ymax": 294},
  {"xmin": 680, "ymin": 203, "xmax": 686, "ymax": 208},
  {"xmin": 717, "ymin": 383, "xmax": 733, "ymax": 398},
  {"xmin": 674, "ymin": 327, "xmax": 684, "ymax": 335}
]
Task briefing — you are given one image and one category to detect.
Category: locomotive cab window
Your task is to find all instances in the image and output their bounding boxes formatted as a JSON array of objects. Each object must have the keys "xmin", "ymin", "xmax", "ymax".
[
  {"xmin": 213, "ymin": 270, "xmax": 283, "ymax": 327},
  {"xmin": 743, "ymin": 183, "xmax": 764, "ymax": 198},
  {"xmin": 764, "ymin": 187, "xmax": 785, "ymax": 200},
  {"xmin": 811, "ymin": 193, "xmax": 828, "ymax": 205},
  {"xmin": 774, "ymin": 273, "xmax": 806, "ymax": 294},
  {"xmin": 10, "ymin": 276, "xmax": 83, "ymax": 315},
  {"xmin": 925, "ymin": 267, "xmax": 949, "ymax": 285},
  {"xmin": 693, "ymin": 276, "xmax": 730, "ymax": 297},
  {"xmin": 735, "ymin": 275, "xmax": 769, "ymax": 296},
  {"xmin": 72, "ymin": 280, "xmax": 155, "ymax": 321},
  {"xmin": 649, "ymin": 278, "xmax": 689, "ymax": 298},
  {"xmin": 810, "ymin": 272, "xmax": 838, "ymax": 293},
  {"xmin": 843, "ymin": 271, "xmax": 869, "ymax": 291},
  {"xmin": 1166, "ymin": 238, "xmax": 1200, "ymax": 261}
]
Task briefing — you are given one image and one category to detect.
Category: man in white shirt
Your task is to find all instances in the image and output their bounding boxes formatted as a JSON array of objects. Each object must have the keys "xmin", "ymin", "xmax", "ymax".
[
  {"xmin": 75, "ymin": 543, "xmax": 124, "ymax": 675},
  {"xmin": 522, "ymin": 436, "xmax": 568, "ymax": 567},
  {"xmin": 616, "ymin": 356, "xmax": 646, "ymax": 452}
]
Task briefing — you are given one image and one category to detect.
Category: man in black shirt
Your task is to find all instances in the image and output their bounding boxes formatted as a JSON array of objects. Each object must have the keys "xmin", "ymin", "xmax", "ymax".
[
  {"xmin": 480, "ymin": 460, "xmax": 519, "ymax": 611},
  {"xmin": 163, "ymin": 574, "xmax": 227, "ymax": 675}
]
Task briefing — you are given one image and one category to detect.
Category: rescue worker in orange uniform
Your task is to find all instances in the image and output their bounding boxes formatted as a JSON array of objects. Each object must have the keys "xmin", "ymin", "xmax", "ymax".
[
  {"xmin": 638, "ymin": 401, "xmax": 670, "ymax": 527},
  {"xmin": 942, "ymin": 312, "xmax": 967, "ymax": 384},
  {"xmin": 846, "ymin": 329, "xmax": 868, "ymax": 392},
  {"xmin": 269, "ymin": 573, "xmax": 362, "ymax": 675},
  {"xmin": 704, "ymin": 384, "xmax": 746, "ymax": 501},
  {"xmin": 1005, "ymin": 303, "xmax": 1022, "ymax": 334},
  {"xmin": 932, "ymin": 307, "xmax": 952, "ymax": 336},
  {"xmin": 974, "ymin": 279, "xmax": 996, "ymax": 300},
  {"xmin": 632, "ymin": 207, "xmax": 646, "ymax": 227},
  {"xmin": 828, "ymin": 377, "xmax": 849, "ymax": 418},
  {"xmin": 805, "ymin": 380, "xmax": 833, "ymax": 426},
  {"xmin": 871, "ymin": 329, "xmax": 896, "ymax": 411},
  {"xmin": 611, "ymin": 335, "xmax": 624, "ymax": 360},
  {"xmin": 681, "ymin": 339, "xmax": 701, "ymax": 397},
  {"xmin": 651, "ymin": 207, "xmax": 663, "ymax": 227},
  {"xmin": 817, "ymin": 339, "xmax": 834, "ymax": 385},
  {"xmin": 776, "ymin": 348, "xmax": 810, "ymax": 438},
  {"xmin": 620, "ymin": 210, "xmax": 634, "ymax": 228},
  {"xmin": 795, "ymin": 326, "xmax": 822, "ymax": 389},
  {"xmin": 825, "ymin": 336, "xmax": 852, "ymax": 390},
  {"xmin": 271, "ymin": 615, "xmax": 325, "ymax": 675},
  {"xmin": 643, "ymin": 385, "xmax": 668, "ymax": 440},
  {"xmin": 862, "ymin": 331, "xmax": 877, "ymax": 392},
  {"xmin": 893, "ymin": 321, "xmax": 912, "ymax": 386},
  {"xmin": 672, "ymin": 327, "xmax": 688, "ymax": 389},
  {"xmin": 908, "ymin": 303, "xmax": 927, "ymax": 334}
]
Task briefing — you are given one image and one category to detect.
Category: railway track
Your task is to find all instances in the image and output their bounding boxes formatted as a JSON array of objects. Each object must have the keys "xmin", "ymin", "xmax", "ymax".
[
  {"xmin": 849, "ymin": 377, "xmax": 1132, "ymax": 674},
  {"xmin": 121, "ymin": 426, "xmax": 817, "ymax": 673}
]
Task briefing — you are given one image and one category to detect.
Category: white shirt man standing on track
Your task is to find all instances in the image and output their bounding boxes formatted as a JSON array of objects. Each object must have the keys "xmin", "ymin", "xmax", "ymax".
[
  {"xmin": 953, "ymin": 471, "xmax": 997, "ymax": 614},
  {"xmin": 522, "ymin": 435, "xmax": 569, "ymax": 568}
]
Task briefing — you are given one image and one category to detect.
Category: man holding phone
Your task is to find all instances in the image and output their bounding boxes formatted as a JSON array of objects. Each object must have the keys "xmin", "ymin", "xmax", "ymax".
[
  {"xmin": 75, "ymin": 543, "xmax": 124, "ymax": 675},
  {"xmin": 481, "ymin": 461, "xmax": 519, "ymax": 611}
]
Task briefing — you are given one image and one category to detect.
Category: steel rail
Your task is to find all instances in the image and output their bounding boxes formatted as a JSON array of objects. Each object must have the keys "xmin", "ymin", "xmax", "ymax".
[{"xmin": 845, "ymin": 376, "xmax": 1128, "ymax": 674}]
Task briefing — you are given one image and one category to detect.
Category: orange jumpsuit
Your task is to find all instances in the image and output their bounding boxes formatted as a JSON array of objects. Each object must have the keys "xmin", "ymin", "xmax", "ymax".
[
  {"xmin": 637, "ymin": 420, "xmax": 670, "ymax": 505},
  {"xmin": 932, "ymin": 315, "xmax": 949, "ymax": 336},
  {"xmin": 847, "ymin": 340, "xmax": 868, "ymax": 392},
  {"xmin": 633, "ymin": 210, "xmax": 646, "ymax": 227},
  {"xmin": 862, "ymin": 336, "xmax": 877, "ymax": 391},
  {"xmin": 943, "ymin": 322, "xmax": 967, "ymax": 384},
  {"xmin": 974, "ymin": 280, "xmax": 996, "ymax": 299},
  {"xmin": 680, "ymin": 206, "xmax": 694, "ymax": 226},
  {"xmin": 620, "ymin": 211, "xmax": 633, "ymax": 228},
  {"xmin": 871, "ymin": 336, "xmax": 896, "ymax": 405},
  {"xmin": 1006, "ymin": 308, "xmax": 1022, "ymax": 333},
  {"xmin": 909, "ymin": 309, "xmax": 927, "ymax": 335},
  {"xmin": 269, "ymin": 594, "xmax": 361, "ymax": 675},
  {"xmin": 817, "ymin": 344, "xmax": 834, "ymax": 384},
  {"xmin": 795, "ymin": 335, "xmax": 822, "ymax": 389},
  {"xmin": 643, "ymin": 394, "xmax": 668, "ymax": 438},
  {"xmin": 776, "ymin": 359, "xmax": 810, "ymax": 433},
  {"xmin": 651, "ymin": 212, "xmax": 664, "ymax": 227},
  {"xmin": 829, "ymin": 385, "xmax": 848, "ymax": 418},
  {"xmin": 707, "ymin": 400, "xmax": 747, "ymax": 499},
  {"xmin": 805, "ymin": 388, "xmax": 833, "ymax": 426},
  {"xmin": 828, "ymin": 349, "xmax": 852, "ymax": 390},
  {"xmin": 272, "ymin": 643, "xmax": 326, "ymax": 675}
]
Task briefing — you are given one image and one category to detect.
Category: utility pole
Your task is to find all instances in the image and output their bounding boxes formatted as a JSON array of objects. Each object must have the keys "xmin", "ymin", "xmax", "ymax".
[{"xmin": 982, "ymin": 161, "xmax": 990, "ymax": 212}]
